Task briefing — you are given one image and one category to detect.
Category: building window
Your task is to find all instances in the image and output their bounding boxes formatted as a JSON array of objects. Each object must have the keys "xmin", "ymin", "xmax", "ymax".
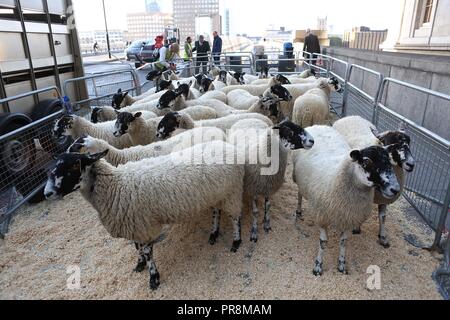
[{"xmin": 422, "ymin": 0, "xmax": 434, "ymax": 24}]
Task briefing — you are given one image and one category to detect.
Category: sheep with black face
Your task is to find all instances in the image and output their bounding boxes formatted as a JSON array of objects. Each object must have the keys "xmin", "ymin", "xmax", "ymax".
[
  {"xmin": 222, "ymin": 119, "xmax": 314, "ymax": 243},
  {"xmin": 44, "ymin": 140, "xmax": 246, "ymax": 290},
  {"xmin": 293, "ymin": 125, "xmax": 400, "ymax": 276},
  {"xmin": 333, "ymin": 116, "xmax": 416, "ymax": 247}
]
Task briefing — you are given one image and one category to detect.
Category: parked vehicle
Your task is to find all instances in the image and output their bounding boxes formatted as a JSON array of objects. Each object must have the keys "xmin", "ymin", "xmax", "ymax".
[
  {"xmin": 137, "ymin": 39, "xmax": 158, "ymax": 63},
  {"xmin": 125, "ymin": 40, "xmax": 149, "ymax": 61}
]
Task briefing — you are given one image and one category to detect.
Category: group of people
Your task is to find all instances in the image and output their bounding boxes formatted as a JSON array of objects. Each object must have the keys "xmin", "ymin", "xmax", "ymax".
[
  {"xmin": 154, "ymin": 32, "xmax": 223, "ymax": 74},
  {"xmin": 152, "ymin": 29, "xmax": 320, "ymax": 73}
]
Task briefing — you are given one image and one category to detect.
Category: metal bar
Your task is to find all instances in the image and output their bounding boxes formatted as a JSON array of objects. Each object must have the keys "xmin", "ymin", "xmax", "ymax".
[
  {"xmin": 432, "ymin": 180, "xmax": 450, "ymax": 250},
  {"xmin": 0, "ymin": 86, "xmax": 60, "ymax": 106},
  {"xmin": 14, "ymin": 0, "xmax": 39, "ymax": 106},
  {"xmin": 42, "ymin": 0, "xmax": 61, "ymax": 91},
  {"xmin": 0, "ymin": 68, "xmax": 9, "ymax": 113}
]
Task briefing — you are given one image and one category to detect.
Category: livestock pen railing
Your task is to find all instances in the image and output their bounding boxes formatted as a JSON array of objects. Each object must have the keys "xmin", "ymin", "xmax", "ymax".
[
  {"xmin": 0, "ymin": 87, "xmax": 65, "ymax": 236},
  {"xmin": 269, "ymin": 53, "xmax": 449, "ymax": 256},
  {"xmin": 63, "ymin": 68, "xmax": 141, "ymax": 119}
]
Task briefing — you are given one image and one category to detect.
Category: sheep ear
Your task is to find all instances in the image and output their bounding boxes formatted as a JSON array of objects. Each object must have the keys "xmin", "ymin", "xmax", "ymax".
[
  {"xmin": 350, "ymin": 150, "xmax": 362, "ymax": 162},
  {"xmin": 134, "ymin": 112, "xmax": 143, "ymax": 119},
  {"xmin": 177, "ymin": 81, "xmax": 181, "ymax": 86},
  {"xmin": 117, "ymin": 89, "xmax": 122, "ymax": 94},
  {"xmin": 86, "ymin": 150, "xmax": 109, "ymax": 163}
]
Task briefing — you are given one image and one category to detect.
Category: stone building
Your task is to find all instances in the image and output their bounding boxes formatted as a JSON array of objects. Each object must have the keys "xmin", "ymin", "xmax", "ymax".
[{"xmin": 394, "ymin": 0, "xmax": 450, "ymax": 55}]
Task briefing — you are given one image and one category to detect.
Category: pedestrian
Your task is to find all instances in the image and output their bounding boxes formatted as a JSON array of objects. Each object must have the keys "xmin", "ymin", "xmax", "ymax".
[
  {"xmin": 193, "ymin": 35, "xmax": 211, "ymax": 74},
  {"xmin": 155, "ymin": 43, "xmax": 180, "ymax": 72},
  {"xmin": 93, "ymin": 42, "xmax": 99, "ymax": 54},
  {"xmin": 212, "ymin": 31, "xmax": 222, "ymax": 65},
  {"xmin": 184, "ymin": 37, "xmax": 194, "ymax": 62},
  {"xmin": 303, "ymin": 29, "xmax": 321, "ymax": 66}
]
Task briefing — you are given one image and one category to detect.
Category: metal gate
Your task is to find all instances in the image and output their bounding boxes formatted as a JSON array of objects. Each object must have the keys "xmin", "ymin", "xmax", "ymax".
[
  {"xmin": 63, "ymin": 68, "xmax": 141, "ymax": 118},
  {"xmin": 0, "ymin": 87, "xmax": 65, "ymax": 236}
]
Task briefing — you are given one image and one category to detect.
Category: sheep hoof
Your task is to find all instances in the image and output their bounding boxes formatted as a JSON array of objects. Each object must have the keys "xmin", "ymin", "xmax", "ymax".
[
  {"xmin": 295, "ymin": 210, "xmax": 304, "ymax": 222},
  {"xmin": 149, "ymin": 272, "xmax": 161, "ymax": 291},
  {"xmin": 264, "ymin": 226, "xmax": 272, "ymax": 234},
  {"xmin": 209, "ymin": 232, "xmax": 219, "ymax": 246},
  {"xmin": 352, "ymin": 228, "xmax": 362, "ymax": 235},
  {"xmin": 134, "ymin": 261, "xmax": 147, "ymax": 273},
  {"xmin": 313, "ymin": 261, "xmax": 323, "ymax": 276},
  {"xmin": 378, "ymin": 236, "xmax": 391, "ymax": 249},
  {"xmin": 231, "ymin": 240, "xmax": 242, "ymax": 253},
  {"xmin": 313, "ymin": 268, "xmax": 323, "ymax": 277},
  {"xmin": 250, "ymin": 234, "xmax": 258, "ymax": 243},
  {"xmin": 338, "ymin": 264, "xmax": 348, "ymax": 275}
]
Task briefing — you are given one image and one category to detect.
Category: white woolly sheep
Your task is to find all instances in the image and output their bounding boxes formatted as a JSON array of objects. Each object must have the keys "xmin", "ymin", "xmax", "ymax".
[
  {"xmin": 293, "ymin": 125, "xmax": 400, "ymax": 276},
  {"xmin": 333, "ymin": 116, "xmax": 416, "ymax": 248},
  {"xmin": 45, "ymin": 140, "xmax": 246, "ymax": 290},
  {"xmin": 279, "ymin": 77, "xmax": 343, "ymax": 119},
  {"xmin": 114, "ymin": 106, "xmax": 219, "ymax": 146},
  {"xmin": 156, "ymin": 112, "xmax": 274, "ymax": 140},
  {"xmin": 227, "ymin": 89, "xmax": 260, "ymax": 111},
  {"xmin": 54, "ymin": 115, "xmax": 136, "ymax": 149},
  {"xmin": 68, "ymin": 126, "xmax": 226, "ymax": 167},
  {"xmin": 225, "ymin": 120, "xmax": 314, "ymax": 243},
  {"xmin": 291, "ymin": 85, "xmax": 334, "ymax": 128},
  {"xmin": 221, "ymin": 74, "xmax": 291, "ymax": 95}
]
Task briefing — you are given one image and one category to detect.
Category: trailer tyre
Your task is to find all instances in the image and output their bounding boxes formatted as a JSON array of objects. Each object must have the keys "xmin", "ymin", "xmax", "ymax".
[
  {"xmin": 31, "ymin": 99, "xmax": 72, "ymax": 154},
  {"xmin": 0, "ymin": 114, "xmax": 36, "ymax": 193}
]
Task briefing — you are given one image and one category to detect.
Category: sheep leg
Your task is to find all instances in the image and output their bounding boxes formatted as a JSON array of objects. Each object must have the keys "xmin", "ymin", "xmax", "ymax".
[
  {"xmin": 142, "ymin": 243, "xmax": 160, "ymax": 290},
  {"xmin": 263, "ymin": 196, "xmax": 272, "ymax": 234},
  {"xmin": 296, "ymin": 192, "xmax": 304, "ymax": 222},
  {"xmin": 209, "ymin": 208, "xmax": 221, "ymax": 246},
  {"xmin": 338, "ymin": 232, "xmax": 349, "ymax": 275},
  {"xmin": 250, "ymin": 197, "xmax": 259, "ymax": 243},
  {"xmin": 313, "ymin": 228, "xmax": 328, "ymax": 276},
  {"xmin": 134, "ymin": 243, "xmax": 147, "ymax": 273},
  {"xmin": 230, "ymin": 216, "xmax": 242, "ymax": 253},
  {"xmin": 378, "ymin": 204, "xmax": 390, "ymax": 248}
]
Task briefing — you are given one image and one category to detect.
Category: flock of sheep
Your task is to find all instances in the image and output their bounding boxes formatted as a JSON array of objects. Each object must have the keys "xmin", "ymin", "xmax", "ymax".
[{"xmin": 45, "ymin": 66, "xmax": 416, "ymax": 290}]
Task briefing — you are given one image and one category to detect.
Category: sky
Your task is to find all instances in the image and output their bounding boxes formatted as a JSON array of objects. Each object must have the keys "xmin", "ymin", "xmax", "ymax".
[{"xmin": 72, "ymin": 0, "xmax": 404, "ymax": 36}]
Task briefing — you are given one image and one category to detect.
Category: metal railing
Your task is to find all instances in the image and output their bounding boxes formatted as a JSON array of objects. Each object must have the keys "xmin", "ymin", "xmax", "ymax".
[
  {"xmin": 0, "ymin": 86, "xmax": 64, "ymax": 236},
  {"xmin": 375, "ymin": 78, "xmax": 450, "ymax": 251},
  {"xmin": 63, "ymin": 68, "xmax": 141, "ymax": 118}
]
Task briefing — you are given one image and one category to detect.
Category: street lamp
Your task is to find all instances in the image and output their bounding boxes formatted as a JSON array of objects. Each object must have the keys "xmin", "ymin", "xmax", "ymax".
[{"xmin": 102, "ymin": 0, "xmax": 111, "ymax": 59}]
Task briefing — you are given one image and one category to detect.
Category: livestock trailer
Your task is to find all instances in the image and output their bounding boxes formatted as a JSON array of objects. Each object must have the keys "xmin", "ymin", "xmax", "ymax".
[{"xmin": 0, "ymin": 0, "xmax": 87, "ymax": 232}]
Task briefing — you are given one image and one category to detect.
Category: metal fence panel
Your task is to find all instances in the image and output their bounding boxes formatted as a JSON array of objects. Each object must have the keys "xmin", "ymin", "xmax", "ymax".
[
  {"xmin": 0, "ymin": 87, "xmax": 66, "ymax": 236},
  {"xmin": 64, "ymin": 68, "xmax": 141, "ymax": 118},
  {"xmin": 376, "ymin": 78, "xmax": 450, "ymax": 249}
]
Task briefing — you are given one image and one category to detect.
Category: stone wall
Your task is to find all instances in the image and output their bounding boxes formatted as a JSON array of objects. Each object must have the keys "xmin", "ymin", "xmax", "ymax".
[{"xmin": 324, "ymin": 47, "xmax": 450, "ymax": 141}]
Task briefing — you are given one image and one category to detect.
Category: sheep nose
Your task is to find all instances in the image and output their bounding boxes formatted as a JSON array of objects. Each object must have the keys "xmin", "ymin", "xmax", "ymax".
[
  {"xmin": 390, "ymin": 188, "xmax": 400, "ymax": 196},
  {"xmin": 45, "ymin": 191, "xmax": 55, "ymax": 199}
]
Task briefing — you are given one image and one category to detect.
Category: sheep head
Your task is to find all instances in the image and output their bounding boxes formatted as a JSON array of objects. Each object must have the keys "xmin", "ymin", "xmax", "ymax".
[
  {"xmin": 350, "ymin": 146, "xmax": 400, "ymax": 198},
  {"xmin": 45, "ymin": 150, "xmax": 109, "ymax": 200},
  {"xmin": 113, "ymin": 111, "xmax": 143, "ymax": 137}
]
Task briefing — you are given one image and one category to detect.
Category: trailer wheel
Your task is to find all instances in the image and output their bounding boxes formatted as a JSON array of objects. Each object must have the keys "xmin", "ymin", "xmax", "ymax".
[
  {"xmin": 0, "ymin": 114, "xmax": 36, "ymax": 193},
  {"xmin": 31, "ymin": 99, "xmax": 72, "ymax": 154}
]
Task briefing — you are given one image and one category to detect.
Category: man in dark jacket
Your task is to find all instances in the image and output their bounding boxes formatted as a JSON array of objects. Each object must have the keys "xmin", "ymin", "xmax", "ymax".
[
  {"xmin": 303, "ymin": 29, "xmax": 321, "ymax": 65},
  {"xmin": 193, "ymin": 35, "xmax": 211, "ymax": 73},
  {"xmin": 212, "ymin": 31, "xmax": 222, "ymax": 65}
]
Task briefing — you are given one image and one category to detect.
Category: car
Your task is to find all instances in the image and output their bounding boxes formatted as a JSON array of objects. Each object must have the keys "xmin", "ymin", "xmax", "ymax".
[
  {"xmin": 138, "ymin": 39, "xmax": 159, "ymax": 63},
  {"xmin": 125, "ymin": 40, "xmax": 148, "ymax": 61}
]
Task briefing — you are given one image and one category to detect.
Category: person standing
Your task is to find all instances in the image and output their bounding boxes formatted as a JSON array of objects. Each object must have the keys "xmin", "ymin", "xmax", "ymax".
[
  {"xmin": 184, "ymin": 37, "xmax": 194, "ymax": 62},
  {"xmin": 303, "ymin": 29, "xmax": 321, "ymax": 65},
  {"xmin": 93, "ymin": 42, "xmax": 99, "ymax": 54},
  {"xmin": 193, "ymin": 35, "xmax": 211, "ymax": 74},
  {"xmin": 212, "ymin": 31, "xmax": 222, "ymax": 65},
  {"xmin": 155, "ymin": 43, "xmax": 180, "ymax": 72}
]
